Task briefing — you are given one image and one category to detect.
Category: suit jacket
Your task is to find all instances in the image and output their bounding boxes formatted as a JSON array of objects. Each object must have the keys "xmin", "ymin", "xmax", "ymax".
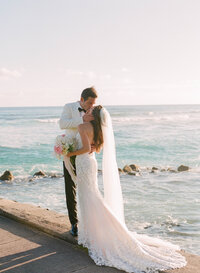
[{"xmin": 59, "ymin": 101, "xmax": 83, "ymax": 137}]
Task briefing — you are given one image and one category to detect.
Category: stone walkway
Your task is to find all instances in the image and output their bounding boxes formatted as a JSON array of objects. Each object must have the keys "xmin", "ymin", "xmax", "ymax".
[{"xmin": 0, "ymin": 216, "xmax": 122, "ymax": 273}]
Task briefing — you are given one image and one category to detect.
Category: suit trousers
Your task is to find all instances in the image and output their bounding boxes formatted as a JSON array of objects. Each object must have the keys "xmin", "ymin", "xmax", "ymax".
[{"xmin": 63, "ymin": 161, "xmax": 78, "ymax": 226}]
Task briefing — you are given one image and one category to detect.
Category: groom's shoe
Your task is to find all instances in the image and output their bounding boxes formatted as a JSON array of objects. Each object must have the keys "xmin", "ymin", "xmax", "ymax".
[{"xmin": 70, "ymin": 224, "xmax": 78, "ymax": 237}]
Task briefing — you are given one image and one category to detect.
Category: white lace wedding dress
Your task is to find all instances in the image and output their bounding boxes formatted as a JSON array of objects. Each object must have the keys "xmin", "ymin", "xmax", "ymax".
[{"xmin": 74, "ymin": 133, "xmax": 186, "ymax": 273}]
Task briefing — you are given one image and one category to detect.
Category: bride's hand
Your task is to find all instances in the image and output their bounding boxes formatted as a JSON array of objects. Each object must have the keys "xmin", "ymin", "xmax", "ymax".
[
  {"xmin": 89, "ymin": 144, "xmax": 96, "ymax": 154},
  {"xmin": 66, "ymin": 152, "xmax": 72, "ymax": 157}
]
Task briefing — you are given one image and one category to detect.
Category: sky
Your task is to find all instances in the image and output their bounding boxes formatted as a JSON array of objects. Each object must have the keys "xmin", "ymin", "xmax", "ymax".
[{"xmin": 0, "ymin": 0, "xmax": 200, "ymax": 107}]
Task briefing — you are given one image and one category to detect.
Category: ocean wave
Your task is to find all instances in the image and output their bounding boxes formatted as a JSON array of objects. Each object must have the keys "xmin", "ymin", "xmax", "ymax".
[
  {"xmin": 0, "ymin": 144, "xmax": 29, "ymax": 149},
  {"xmin": 34, "ymin": 118, "xmax": 59, "ymax": 123},
  {"xmin": 112, "ymin": 114, "xmax": 193, "ymax": 123},
  {"xmin": 0, "ymin": 145, "xmax": 22, "ymax": 149},
  {"xmin": 161, "ymin": 216, "xmax": 182, "ymax": 227},
  {"xmin": 0, "ymin": 117, "xmax": 59, "ymax": 124}
]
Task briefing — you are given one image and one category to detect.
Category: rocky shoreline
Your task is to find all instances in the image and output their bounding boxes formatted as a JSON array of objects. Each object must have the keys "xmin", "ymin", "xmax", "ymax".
[
  {"xmin": 0, "ymin": 164, "xmax": 191, "ymax": 181},
  {"xmin": 119, "ymin": 164, "xmax": 190, "ymax": 176}
]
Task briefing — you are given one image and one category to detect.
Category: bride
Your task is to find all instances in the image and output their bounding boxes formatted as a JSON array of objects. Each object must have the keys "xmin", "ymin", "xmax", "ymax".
[{"xmin": 65, "ymin": 105, "xmax": 187, "ymax": 273}]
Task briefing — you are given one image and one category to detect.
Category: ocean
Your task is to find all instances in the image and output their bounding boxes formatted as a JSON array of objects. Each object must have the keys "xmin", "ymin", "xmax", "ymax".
[{"xmin": 0, "ymin": 104, "xmax": 200, "ymax": 255}]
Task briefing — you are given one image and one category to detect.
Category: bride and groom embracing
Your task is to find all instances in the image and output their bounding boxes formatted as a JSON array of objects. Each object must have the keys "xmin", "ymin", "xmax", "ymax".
[{"xmin": 59, "ymin": 87, "xmax": 186, "ymax": 273}]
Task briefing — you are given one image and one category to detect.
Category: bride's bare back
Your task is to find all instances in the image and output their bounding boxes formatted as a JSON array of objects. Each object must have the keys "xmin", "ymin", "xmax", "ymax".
[
  {"xmin": 76, "ymin": 122, "xmax": 94, "ymax": 154},
  {"xmin": 66, "ymin": 122, "xmax": 94, "ymax": 158},
  {"xmin": 81, "ymin": 122, "xmax": 94, "ymax": 143}
]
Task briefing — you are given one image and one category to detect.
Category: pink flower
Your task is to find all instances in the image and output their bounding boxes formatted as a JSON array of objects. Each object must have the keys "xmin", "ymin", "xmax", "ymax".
[
  {"xmin": 54, "ymin": 145, "xmax": 63, "ymax": 154},
  {"xmin": 62, "ymin": 134, "xmax": 65, "ymax": 137}
]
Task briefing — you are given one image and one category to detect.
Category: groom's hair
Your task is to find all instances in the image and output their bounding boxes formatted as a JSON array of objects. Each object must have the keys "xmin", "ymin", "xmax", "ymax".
[{"xmin": 81, "ymin": 86, "xmax": 98, "ymax": 101}]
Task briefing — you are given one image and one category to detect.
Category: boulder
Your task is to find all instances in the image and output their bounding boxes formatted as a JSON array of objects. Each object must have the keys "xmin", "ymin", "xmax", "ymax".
[
  {"xmin": 129, "ymin": 164, "xmax": 140, "ymax": 172},
  {"xmin": 118, "ymin": 168, "xmax": 124, "ymax": 173},
  {"xmin": 123, "ymin": 165, "xmax": 132, "ymax": 173},
  {"xmin": 152, "ymin": 167, "xmax": 159, "ymax": 171},
  {"xmin": 33, "ymin": 171, "xmax": 46, "ymax": 177},
  {"xmin": 161, "ymin": 169, "xmax": 166, "ymax": 172},
  {"xmin": 167, "ymin": 168, "xmax": 177, "ymax": 173},
  {"xmin": 0, "ymin": 170, "xmax": 14, "ymax": 181},
  {"xmin": 50, "ymin": 173, "xmax": 63, "ymax": 178},
  {"xmin": 128, "ymin": 172, "xmax": 136, "ymax": 176},
  {"xmin": 144, "ymin": 224, "xmax": 152, "ymax": 229},
  {"xmin": 50, "ymin": 174, "xmax": 58, "ymax": 178},
  {"xmin": 177, "ymin": 165, "xmax": 190, "ymax": 172},
  {"xmin": 98, "ymin": 169, "xmax": 102, "ymax": 174},
  {"xmin": 29, "ymin": 178, "xmax": 34, "ymax": 182}
]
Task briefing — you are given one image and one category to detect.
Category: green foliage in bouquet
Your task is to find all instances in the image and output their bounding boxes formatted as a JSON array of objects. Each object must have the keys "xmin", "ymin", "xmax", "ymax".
[{"xmin": 68, "ymin": 144, "xmax": 76, "ymax": 170}]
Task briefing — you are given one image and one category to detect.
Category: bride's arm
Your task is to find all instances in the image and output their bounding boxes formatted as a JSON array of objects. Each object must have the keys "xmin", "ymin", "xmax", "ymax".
[{"xmin": 67, "ymin": 124, "xmax": 91, "ymax": 157}]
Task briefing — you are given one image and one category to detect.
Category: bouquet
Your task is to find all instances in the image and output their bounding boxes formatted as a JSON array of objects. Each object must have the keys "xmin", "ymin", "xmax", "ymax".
[{"xmin": 54, "ymin": 134, "xmax": 77, "ymax": 168}]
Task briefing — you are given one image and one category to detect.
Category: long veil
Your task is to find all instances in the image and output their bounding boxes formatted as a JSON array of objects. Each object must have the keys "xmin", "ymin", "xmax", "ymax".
[
  {"xmin": 101, "ymin": 108, "xmax": 125, "ymax": 225},
  {"xmin": 100, "ymin": 108, "xmax": 188, "ymax": 262}
]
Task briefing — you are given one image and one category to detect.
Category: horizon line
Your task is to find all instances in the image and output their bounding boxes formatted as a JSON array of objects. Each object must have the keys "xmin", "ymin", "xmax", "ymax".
[{"xmin": 0, "ymin": 103, "xmax": 200, "ymax": 108}]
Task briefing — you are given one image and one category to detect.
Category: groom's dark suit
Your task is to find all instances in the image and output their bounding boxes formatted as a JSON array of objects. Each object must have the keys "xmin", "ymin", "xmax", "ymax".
[
  {"xmin": 63, "ymin": 161, "xmax": 77, "ymax": 225},
  {"xmin": 59, "ymin": 102, "xmax": 84, "ymax": 226}
]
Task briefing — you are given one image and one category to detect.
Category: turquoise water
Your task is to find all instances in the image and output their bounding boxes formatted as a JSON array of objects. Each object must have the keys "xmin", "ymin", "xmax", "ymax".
[{"xmin": 0, "ymin": 105, "xmax": 200, "ymax": 254}]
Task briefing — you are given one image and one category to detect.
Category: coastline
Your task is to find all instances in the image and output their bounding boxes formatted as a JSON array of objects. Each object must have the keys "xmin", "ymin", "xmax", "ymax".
[
  {"xmin": 1, "ymin": 104, "xmax": 200, "ymax": 257},
  {"xmin": 0, "ymin": 198, "xmax": 199, "ymax": 273}
]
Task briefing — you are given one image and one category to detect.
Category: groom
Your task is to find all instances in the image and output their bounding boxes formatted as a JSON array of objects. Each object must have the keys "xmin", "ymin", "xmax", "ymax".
[{"xmin": 59, "ymin": 87, "xmax": 98, "ymax": 236}]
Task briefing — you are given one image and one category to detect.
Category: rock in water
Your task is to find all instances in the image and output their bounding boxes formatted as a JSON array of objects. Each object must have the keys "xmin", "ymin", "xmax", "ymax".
[
  {"xmin": 123, "ymin": 165, "xmax": 133, "ymax": 173},
  {"xmin": 33, "ymin": 171, "xmax": 46, "ymax": 177},
  {"xmin": 152, "ymin": 167, "xmax": 159, "ymax": 171},
  {"xmin": 167, "ymin": 167, "xmax": 177, "ymax": 173},
  {"xmin": 0, "ymin": 170, "xmax": 14, "ymax": 181},
  {"xmin": 129, "ymin": 164, "xmax": 140, "ymax": 172},
  {"xmin": 128, "ymin": 172, "xmax": 136, "ymax": 176},
  {"xmin": 29, "ymin": 178, "xmax": 34, "ymax": 182},
  {"xmin": 177, "ymin": 165, "xmax": 190, "ymax": 172}
]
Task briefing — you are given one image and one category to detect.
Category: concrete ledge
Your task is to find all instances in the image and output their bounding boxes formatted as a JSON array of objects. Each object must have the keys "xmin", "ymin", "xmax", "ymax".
[
  {"xmin": 0, "ymin": 198, "xmax": 200, "ymax": 273},
  {"xmin": 0, "ymin": 198, "xmax": 77, "ymax": 245}
]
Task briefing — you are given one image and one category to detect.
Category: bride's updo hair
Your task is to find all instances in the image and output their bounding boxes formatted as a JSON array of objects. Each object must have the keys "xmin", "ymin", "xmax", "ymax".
[{"xmin": 90, "ymin": 105, "xmax": 104, "ymax": 153}]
